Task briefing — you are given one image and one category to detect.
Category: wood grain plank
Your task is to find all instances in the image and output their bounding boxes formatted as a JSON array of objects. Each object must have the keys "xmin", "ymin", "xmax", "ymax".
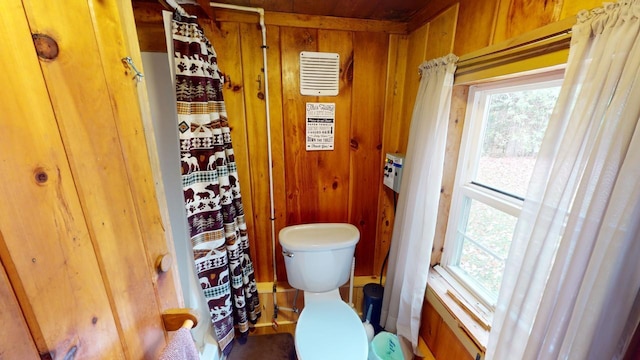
[
  {"xmin": 349, "ymin": 31, "xmax": 388, "ymax": 276},
  {"xmin": 136, "ymin": 22, "xmax": 168, "ymax": 52},
  {"xmin": 492, "ymin": 0, "xmax": 562, "ymax": 44},
  {"xmin": 281, "ymin": 27, "xmax": 319, "ymax": 225},
  {"xmin": 113, "ymin": 0, "xmax": 184, "ymax": 308},
  {"xmin": 244, "ymin": 11, "xmax": 406, "ymax": 33},
  {"xmin": 0, "ymin": 1, "xmax": 124, "ymax": 357},
  {"xmin": 132, "ymin": 2, "xmax": 168, "ymax": 52},
  {"xmin": 239, "ymin": 21, "xmax": 275, "ymax": 283},
  {"xmin": 399, "ymin": 22, "xmax": 429, "ymax": 154},
  {"xmin": 291, "ymin": 0, "xmax": 341, "ymax": 17},
  {"xmin": 375, "ymin": 33, "xmax": 408, "ymax": 278},
  {"xmin": 265, "ymin": 25, "xmax": 289, "ymax": 282},
  {"xmin": 23, "ymin": 0, "xmax": 166, "ymax": 357},
  {"xmin": 0, "ymin": 252, "xmax": 40, "ymax": 359},
  {"xmin": 90, "ymin": 0, "xmax": 181, "ymax": 325},
  {"xmin": 421, "ymin": 301, "xmax": 474, "ymax": 359},
  {"xmin": 317, "ymin": 29, "xmax": 354, "ymax": 223},
  {"xmin": 432, "ymin": 86, "xmax": 469, "ymax": 266},
  {"xmin": 133, "ymin": 2, "xmax": 406, "ymax": 34},
  {"xmin": 560, "ymin": 0, "xmax": 602, "ymax": 19},
  {"xmin": 331, "ymin": 0, "xmax": 384, "ymax": 20},
  {"xmin": 425, "ymin": 4, "xmax": 458, "ymax": 60},
  {"xmin": 453, "ymin": 0, "xmax": 499, "ymax": 55},
  {"xmin": 420, "ymin": 300, "xmax": 442, "ymax": 352}
]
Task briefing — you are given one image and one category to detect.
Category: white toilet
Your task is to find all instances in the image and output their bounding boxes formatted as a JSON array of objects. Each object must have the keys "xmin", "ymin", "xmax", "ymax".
[{"xmin": 279, "ymin": 223, "xmax": 368, "ymax": 360}]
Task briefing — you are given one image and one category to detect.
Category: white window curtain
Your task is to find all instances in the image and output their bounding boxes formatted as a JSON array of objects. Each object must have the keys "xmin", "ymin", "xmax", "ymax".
[
  {"xmin": 487, "ymin": 1, "xmax": 640, "ymax": 359},
  {"xmin": 380, "ymin": 54, "xmax": 458, "ymax": 353}
]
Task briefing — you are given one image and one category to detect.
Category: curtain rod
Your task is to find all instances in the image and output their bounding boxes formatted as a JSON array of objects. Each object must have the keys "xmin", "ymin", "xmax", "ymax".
[
  {"xmin": 161, "ymin": 0, "xmax": 188, "ymax": 16},
  {"xmin": 209, "ymin": 2, "xmax": 264, "ymax": 15},
  {"xmin": 458, "ymin": 28, "xmax": 572, "ymax": 67}
]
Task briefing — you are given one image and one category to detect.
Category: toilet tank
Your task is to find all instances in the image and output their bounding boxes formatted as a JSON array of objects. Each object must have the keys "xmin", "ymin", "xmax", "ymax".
[{"xmin": 279, "ymin": 223, "xmax": 360, "ymax": 293}]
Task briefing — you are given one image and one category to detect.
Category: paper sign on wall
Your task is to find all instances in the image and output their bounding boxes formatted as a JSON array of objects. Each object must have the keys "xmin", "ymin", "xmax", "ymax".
[{"xmin": 306, "ymin": 102, "xmax": 335, "ymax": 151}]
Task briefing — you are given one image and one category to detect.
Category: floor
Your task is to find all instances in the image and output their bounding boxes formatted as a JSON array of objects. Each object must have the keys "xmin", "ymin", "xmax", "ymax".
[
  {"xmin": 245, "ymin": 322, "xmax": 437, "ymax": 360},
  {"xmin": 228, "ymin": 331, "xmax": 296, "ymax": 360}
]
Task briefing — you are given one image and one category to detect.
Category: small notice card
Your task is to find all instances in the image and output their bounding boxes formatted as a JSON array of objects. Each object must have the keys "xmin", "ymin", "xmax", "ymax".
[{"xmin": 306, "ymin": 102, "xmax": 335, "ymax": 151}]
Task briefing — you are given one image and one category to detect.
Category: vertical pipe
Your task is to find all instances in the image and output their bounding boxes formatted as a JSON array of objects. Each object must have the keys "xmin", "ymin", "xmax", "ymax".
[
  {"xmin": 209, "ymin": 2, "xmax": 281, "ymax": 322},
  {"xmin": 349, "ymin": 257, "xmax": 356, "ymax": 308}
]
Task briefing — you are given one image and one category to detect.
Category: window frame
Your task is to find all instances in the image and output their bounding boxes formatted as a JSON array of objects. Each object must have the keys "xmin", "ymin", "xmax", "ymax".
[{"xmin": 439, "ymin": 69, "xmax": 565, "ymax": 311}]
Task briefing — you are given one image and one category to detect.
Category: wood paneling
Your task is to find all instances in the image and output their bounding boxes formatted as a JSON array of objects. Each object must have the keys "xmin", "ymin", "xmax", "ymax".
[
  {"xmin": 89, "ymin": 0, "xmax": 180, "ymax": 318},
  {"xmin": 425, "ymin": 4, "xmax": 458, "ymax": 60},
  {"xmin": 197, "ymin": 21, "xmax": 388, "ymax": 279},
  {"xmin": 0, "ymin": 0, "xmax": 618, "ymax": 357},
  {"xmin": 266, "ymin": 25, "xmax": 289, "ymax": 282},
  {"xmin": 239, "ymin": 21, "xmax": 274, "ymax": 282},
  {"xmin": 282, "ymin": 26, "xmax": 321, "ymax": 224},
  {"xmin": 349, "ymin": 31, "xmax": 388, "ymax": 275},
  {"xmin": 375, "ymin": 33, "xmax": 409, "ymax": 277},
  {"xmin": 130, "ymin": 0, "xmax": 603, "ymax": 287},
  {"xmin": 133, "ymin": 5, "xmax": 395, "ymax": 281},
  {"xmin": 399, "ymin": 22, "xmax": 429, "ymax": 150},
  {"xmin": 0, "ymin": 0, "xmax": 181, "ymax": 358},
  {"xmin": 559, "ymin": 0, "xmax": 604, "ymax": 19},
  {"xmin": 492, "ymin": 0, "xmax": 562, "ymax": 44},
  {"xmin": 142, "ymin": 0, "xmax": 422, "ymax": 22},
  {"xmin": 132, "ymin": 2, "xmax": 406, "ymax": 44},
  {"xmin": 453, "ymin": 0, "xmax": 499, "ymax": 56},
  {"xmin": 0, "ymin": 253, "xmax": 39, "ymax": 359},
  {"xmin": 421, "ymin": 301, "xmax": 474, "ymax": 359},
  {"xmin": 0, "ymin": 1, "xmax": 126, "ymax": 357},
  {"xmin": 23, "ymin": 0, "xmax": 167, "ymax": 357},
  {"xmin": 317, "ymin": 29, "xmax": 354, "ymax": 223},
  {"xmin": 432, "ymin": 86, "xmax": 469, "ymax": 265},
  {"xmin": 113, "ymin": 0, "xmax": 184, "ymax": 307}
]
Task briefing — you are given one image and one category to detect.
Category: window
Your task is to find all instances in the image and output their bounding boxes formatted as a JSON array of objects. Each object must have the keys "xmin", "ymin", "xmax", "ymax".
[{"xmin": 440, "ymin": 70, "xmax": 563, "ymax": 310}]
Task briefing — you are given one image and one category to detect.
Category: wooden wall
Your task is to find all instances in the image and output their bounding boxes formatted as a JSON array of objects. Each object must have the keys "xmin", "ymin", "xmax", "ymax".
[
  {"xmin": 0, "ymin": 0, "xmax": 618, "ymax": 359},
  {"xmin": 133, "ymin": 4, "xmax": 406, "ymax": 282},
  {"xmin": 132, "ymin": 0, "xmax": 605, "ymax": 286},
  {"xmin": 0, "ymin": 0, "xmax": 179, "ymax": 358}
]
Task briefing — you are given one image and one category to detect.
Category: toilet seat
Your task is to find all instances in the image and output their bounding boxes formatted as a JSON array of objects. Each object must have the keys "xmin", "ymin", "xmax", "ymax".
[{"xmin": 295, "ymin": 298, "xmax": 368, "ymax": 360}]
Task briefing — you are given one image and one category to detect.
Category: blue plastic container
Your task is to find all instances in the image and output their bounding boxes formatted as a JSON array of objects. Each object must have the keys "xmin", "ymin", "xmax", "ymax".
[{"xmin": 362, "ymin": 283, "xmax": 384, "ymax": 334}]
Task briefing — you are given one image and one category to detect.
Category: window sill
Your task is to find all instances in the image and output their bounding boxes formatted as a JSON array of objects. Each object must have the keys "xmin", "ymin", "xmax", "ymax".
[{"xmin": 426, "ymin": 268, "xmax": 490, "ymax": 354}]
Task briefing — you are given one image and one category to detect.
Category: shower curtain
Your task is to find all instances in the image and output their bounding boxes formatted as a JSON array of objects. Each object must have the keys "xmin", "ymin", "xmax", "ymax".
[{"xmin": 172, "ymin": 12, "xmax": 260, "ymax": 355}]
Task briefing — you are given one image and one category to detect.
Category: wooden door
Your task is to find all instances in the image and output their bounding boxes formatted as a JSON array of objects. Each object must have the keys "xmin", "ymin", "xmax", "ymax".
[{"xmin": 0, "ymin": 0, "xmax": 180, "ymax": 358}]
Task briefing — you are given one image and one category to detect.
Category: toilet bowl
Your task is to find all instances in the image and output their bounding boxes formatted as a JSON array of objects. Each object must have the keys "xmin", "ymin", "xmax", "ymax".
[
  {"xmin": 279, "ymin": 223, "xmax": 368, "ymax": 360},
  {"xmin": 296, "ymin": 289, "xmax": 368, "ymax": 360}
]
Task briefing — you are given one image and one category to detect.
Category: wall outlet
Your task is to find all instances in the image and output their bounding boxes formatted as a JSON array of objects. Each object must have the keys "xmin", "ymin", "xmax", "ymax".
[{"xmin": 383, "ymin": 153, "xmax": 404, "ymax": 193}]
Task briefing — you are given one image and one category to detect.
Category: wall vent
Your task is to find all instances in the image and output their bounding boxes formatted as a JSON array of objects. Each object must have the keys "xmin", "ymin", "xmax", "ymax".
[{"xmin": 300, "ymin": 51, "xmax": 340, "ymax": 96}]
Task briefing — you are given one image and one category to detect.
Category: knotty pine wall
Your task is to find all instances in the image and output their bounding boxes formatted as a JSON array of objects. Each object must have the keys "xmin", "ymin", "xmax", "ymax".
[
  {"xmin": 0, "ymin": 0, "xmax": 614, "ymax": 359},
  {"xmin": 134, "ymin": 0, "xmax": 601, "ymax": 286},
  {"xmin": 133, "ymin": 3, "xmax": 411, "ymax": 282}
]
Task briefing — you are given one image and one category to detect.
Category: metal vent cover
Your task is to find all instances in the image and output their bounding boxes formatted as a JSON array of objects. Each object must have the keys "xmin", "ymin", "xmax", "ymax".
[{"xmin": 300, "ymin": 51, "xmax": 340, "ymax": 96}]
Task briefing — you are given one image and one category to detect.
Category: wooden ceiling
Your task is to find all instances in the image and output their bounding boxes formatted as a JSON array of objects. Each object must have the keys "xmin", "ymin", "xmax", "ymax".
[
  {"xmin": 148, "ymin": 0, "xmax": 432, "ymax": 22},
  {"xmin": 210, "ymin": 0, "xmax": 428, "ymax": 21}
]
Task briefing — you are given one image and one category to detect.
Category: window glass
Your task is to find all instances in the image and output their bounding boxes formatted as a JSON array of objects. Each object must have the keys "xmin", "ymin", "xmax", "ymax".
[
  {"xmin": 458, "ymin": 198, "xmax": 517, "ymax": 296},
  {"xmin": 475, "ymin": 86, "xmax": 561, "ymax": 198},
  {"xmin": 442, "ymin": 70, "xmax": 564, "ymax": 308}
]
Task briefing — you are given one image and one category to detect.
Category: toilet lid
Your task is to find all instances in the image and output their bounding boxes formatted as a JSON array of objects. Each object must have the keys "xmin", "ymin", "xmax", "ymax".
[{"xmin": 296, "ymin": 299, "xmax": 368, "ymax": 360}]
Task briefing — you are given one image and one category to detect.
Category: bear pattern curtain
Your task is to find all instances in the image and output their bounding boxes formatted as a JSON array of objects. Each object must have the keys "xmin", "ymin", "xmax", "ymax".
[
  {"xmin": 487, "ymin": 1, "xmax": 640, "ymax": 358},
  {"xmin": 172, "ymin": 12, "xmax": 260, "ymax": 355}
]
